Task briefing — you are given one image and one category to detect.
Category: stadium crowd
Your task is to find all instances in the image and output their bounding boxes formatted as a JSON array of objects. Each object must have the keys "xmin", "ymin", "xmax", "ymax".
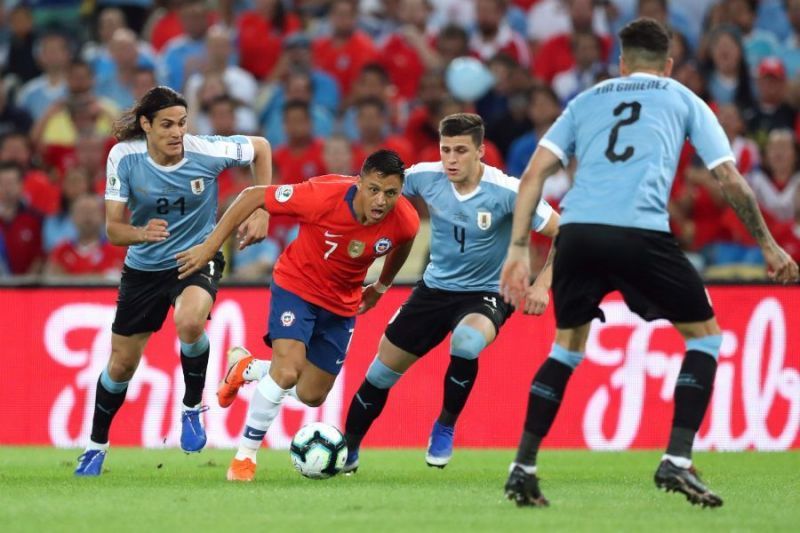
[{"xmin": 2, "ymin": 0, "xmax": 800, "ymax": 281}]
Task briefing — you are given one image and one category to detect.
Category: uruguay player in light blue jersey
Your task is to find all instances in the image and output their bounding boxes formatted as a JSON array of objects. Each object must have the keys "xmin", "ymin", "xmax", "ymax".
[
  {"xmin": 500, "ymin": 19, "xmax": 799, "ymax": 508},
  {"xmin": 342, "ymin": 113, "xmax": 560, "ymax": 473},
  {"xmin": 75, "ymin": 86, "xmax": 273, "ymax": 477}
]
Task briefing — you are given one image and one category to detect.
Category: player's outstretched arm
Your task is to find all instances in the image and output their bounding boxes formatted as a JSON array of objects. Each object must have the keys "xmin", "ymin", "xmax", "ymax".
[
  {"xmin": 105, "ymin": 199, "xmax": 169, "ymax": 246},
  {"xmin": 525, "ymin": 212, "xmax": 560, "ymax": 315},
  {"xmin": 358, "ymin": 238, "xmax": 416, "ymax": 315},
  {"xmin": 712, "ymin": 161, "xmax": 800, "ymax": 283},
  {"xmin": 501, "ymin": 146, "xmax": 562, "ymax": 306},
  {"xmin": 237, "ymin": 137, "xmax": 273, "ymax": 250},
  {"xmin": 176, "ymin": 186, "xmax": 267, "ymax": 279}
]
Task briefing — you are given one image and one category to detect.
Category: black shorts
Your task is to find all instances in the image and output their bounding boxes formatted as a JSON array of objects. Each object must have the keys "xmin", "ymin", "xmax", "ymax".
[
  {"xmin": 111, "ymin": 252, "xmax": 225, "ymax": 336},
  {"xmin": 384, "ymin": 281, "xmax": 514, "ymax": 357},
  {"xmin": 552, "ymin": 223, "xmax": 714, "ymax": 328}
]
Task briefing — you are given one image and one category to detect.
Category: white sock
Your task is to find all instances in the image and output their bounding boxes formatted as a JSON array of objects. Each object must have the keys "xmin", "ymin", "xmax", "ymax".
[
  {"xmin": 234, "ymin": 447, "xmax": 258, "ymax": 462},
  {"xmin": 510, "ymin": 462, "xmax": 537, "ymax": 475},
  {"xmin": 86, "ymin": 440, "xmax": 109, "ymax": 452},
  {"xmin": 662, "ymin": 454, "xmax": 692, "ymax": 469},
  {"xmin": 237, "ymin": 374, "xmax": 291, "ymax": 462},
  {"xmin": 182, "ymin": 402, "xmax": 201, "ymax": 411},
  {"xmin": 243, "ymin": 359, "xmax": 298, "ymax": 400}
]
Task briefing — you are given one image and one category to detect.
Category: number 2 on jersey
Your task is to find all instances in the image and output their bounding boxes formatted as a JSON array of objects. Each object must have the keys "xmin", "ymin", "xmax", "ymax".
[{"xmin": 605, "ymin": 101, "xmax": 641, "ymax": 163}]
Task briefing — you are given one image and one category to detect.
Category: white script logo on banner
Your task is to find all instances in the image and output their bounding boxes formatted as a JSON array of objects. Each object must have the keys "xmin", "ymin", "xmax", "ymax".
[{"xmin": 44, "ymin": 299, "xmax": 342, "ymax": 448}]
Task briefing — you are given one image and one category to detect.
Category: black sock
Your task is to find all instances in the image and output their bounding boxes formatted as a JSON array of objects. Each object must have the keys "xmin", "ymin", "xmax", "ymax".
[
  {"xmin": 668, "ymin": 350, "xmax": 717, "ymax": 459},
  {"xmin": 344, "ymin": 379, "xmax": 390, "ymax": 451},
  {"xmin": 437, "ymin": 356, "xmax": 479, "ymax": 427},
  {"xmin": 90, "ymin": 376, "xmax": 128, "ymax": 444},
  {"xmin": 515, "ymin": 358, "xmax": 574, "ymax": 465},
  {"xmin": 181, "ymin": 348, "xmax": 210, "ymax": 407}
]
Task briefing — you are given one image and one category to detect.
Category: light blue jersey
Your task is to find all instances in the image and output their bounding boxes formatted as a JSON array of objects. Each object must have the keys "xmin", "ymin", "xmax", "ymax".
[
  {"xmin": 404, "ymin": 162, "xmax": 554, "ymax": 293},
  {"xmin": 541, "ymin": 72, "xmax": 735, "ymax": 232},
  {"xmin": 105, "ymin": 134, "xmax": 255, "ymax": 270}
]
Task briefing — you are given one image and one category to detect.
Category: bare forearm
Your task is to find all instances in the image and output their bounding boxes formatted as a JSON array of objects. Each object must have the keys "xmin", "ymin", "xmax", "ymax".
[
  {"xmin": 106, "ymin": 222, "xmax": 145, "ymax": 246},
  {"xmin": 208, "ymin": 187, "xmax": 267, "ymax": 251},
  {"xmin": 512, "ymin": 147, "xmax": 562, "ymax": 247},
  {"xmin": 378, "ymin": 241, "xmax": 414, "ymax": 285},
  {"xmin": 249, "ymin": 137, "xmax": 272, "ymax": 186},
  {"xmin": 714, "ymin": 163, "xmax": 775, "ymax": 248},
  {"xmin": 533, "ymin": 244, "xmax": 555, "ymax": 289}
]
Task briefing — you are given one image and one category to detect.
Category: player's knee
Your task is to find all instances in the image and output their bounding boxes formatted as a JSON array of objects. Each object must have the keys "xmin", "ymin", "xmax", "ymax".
[
  {"xmin": 296, "ymin": 389, "xmax": 327, "ymax": 407},
  {"xmin": 175, "ymin": 317, "xmax": 205, "ymax": 343},
  {"xmin": 365, "ymin": 356, "xmax": 403, "ymax": 389},
  {"xmin": 270, "ymin": 366, "xmax": 300, "ymax": 389},
  {"xmin": 107, "ymin": 358, "xmax": 137, "ymax": 382},
  {"xmin": 450, "ymin": 325, "xmax": 487, "ymax": 360},
  {"xmin": 548, "ymin": 343, "xmax": 584, "ymax": 369}
]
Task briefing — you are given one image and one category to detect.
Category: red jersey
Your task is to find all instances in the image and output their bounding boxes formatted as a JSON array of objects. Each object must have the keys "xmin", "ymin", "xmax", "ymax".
[
  {"xmin": 312, "ymin": 32, "xmax": 379, "ymax": 96},
  {"xmin": 48, "ymin": 240, "xmax": 126, "ymax": 275},
  {"xmin": 0, "ymin": 203, "xmax": 43, "ymax": 274},
  {"xmin": 378, "ymin": 34, "xmax": 425, "ymax": 99},
  {"xmin": 263, "ymin": 176, "xmax": 419, "ymax": 316},
  {"xmin": 273, "ymin": 139, "xmax": 327, "ymax": 185}
]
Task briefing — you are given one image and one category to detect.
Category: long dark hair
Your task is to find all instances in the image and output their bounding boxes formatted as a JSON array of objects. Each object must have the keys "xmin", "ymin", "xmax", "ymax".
[{"xmin": 112, "ymin": 86, "xmax": 187, "ymax": 141}]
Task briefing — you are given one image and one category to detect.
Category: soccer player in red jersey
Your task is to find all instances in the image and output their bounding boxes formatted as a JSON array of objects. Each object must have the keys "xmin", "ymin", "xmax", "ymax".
[{"xmin": 176, "ymin": 150, "xmax": 419, "ymax": 481}]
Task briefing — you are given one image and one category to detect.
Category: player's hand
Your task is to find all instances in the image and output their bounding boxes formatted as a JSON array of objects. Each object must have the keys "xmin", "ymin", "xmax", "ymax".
[
  {"xmin": 524, "ymin": 283, "xmax": 550, "ymax": 315},
  {"xmin": 237, "ymin": 208, "xmax": 269, "ymax": 250},
  {"xmin": 500, "ymin": 246, "xmax": 531, "ymax": 307},
  {"xmin": 763, "ymin": 244, "xmax": 800, "ymax": 284},
  {"xmin": 175, "ymin": 243, "xmax": 214, "ymax": 280},
  {"xmin": 139, "ymin": 219, "xmax": 169, "ymax": 243},
  {"xmin": 357, "ymin": 284, "xmax": 383, "ymax": 315}
]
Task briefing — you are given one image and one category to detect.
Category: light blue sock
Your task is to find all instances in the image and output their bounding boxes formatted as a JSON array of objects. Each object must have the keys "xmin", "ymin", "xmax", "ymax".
[
  {"xmin": 100, "ymin": 367, "xmax": 129, "ymax": 394},
  {"xmin": 181, "ymin": 332, "xmax": 210, "ymax": 358}
]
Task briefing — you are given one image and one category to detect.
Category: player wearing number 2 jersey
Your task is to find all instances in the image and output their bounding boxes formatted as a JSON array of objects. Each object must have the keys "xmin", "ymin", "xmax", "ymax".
[
  {"xmin": 74, "ymin": 87, "xmax": 273, "ymax": 477},
  {"xmin": 175, "ymin": 149, "xmax": 419, "ymax": 482},
  {"xmin": 500, "ymin": 19, "xmax": 799, "ymax": 508}
]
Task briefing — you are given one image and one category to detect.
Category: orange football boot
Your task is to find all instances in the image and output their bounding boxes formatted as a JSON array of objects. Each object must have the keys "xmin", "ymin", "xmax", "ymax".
[
  {"xmin": 217, "ymin": 346, "xmax": 254, "ymax": 408},
  {"xmin": 227, "ymin": 457, "xmax": 257, "ymax": 482}
]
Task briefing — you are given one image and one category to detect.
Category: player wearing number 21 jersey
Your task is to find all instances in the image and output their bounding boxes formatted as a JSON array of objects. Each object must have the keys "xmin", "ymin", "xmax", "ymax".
[{"xmin": 175, "ymin": 150, "xmax": 419, "ymax": 481}]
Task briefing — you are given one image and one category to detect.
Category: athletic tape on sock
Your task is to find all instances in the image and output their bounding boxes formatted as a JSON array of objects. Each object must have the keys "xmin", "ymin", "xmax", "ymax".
[
  {"xmin": 685, "ymin": 335, "xmax": 722, "ymax": 360},
  {"xmin": 450, "ymin": 324, "xmax": 486, "ymax": 360},
  {"xmin": 548, "ymin": 343, "xmax": 584, "ymax": 369},
  {"xmin": 365, "ymin": 357, "xmax": 403, "ymax": 389},
  {"xmin": 99, "ymin": 367, "xmax": 129, "ymax": 394},
  {"xmin": 180, "ymin": 332, "xmax": 210, "ymax": 357}
]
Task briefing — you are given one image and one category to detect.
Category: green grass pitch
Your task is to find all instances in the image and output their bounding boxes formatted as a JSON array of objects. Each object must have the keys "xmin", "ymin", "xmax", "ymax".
[{"xmin": 1, "ymin": 448, "xmax": 797, "ymax": 532}]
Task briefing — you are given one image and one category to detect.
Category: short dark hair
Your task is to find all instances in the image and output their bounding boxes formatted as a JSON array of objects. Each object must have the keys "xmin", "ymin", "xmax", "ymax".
[
  {"xmin": 361, "ymin": 149, "xmax": 405, "ymax": 180},
  {"xmin": 358, "ymin": 63, "xmax": 390, "ymax": 84},
  {"xmin": 355, "ymin": 96, "xmax": 387, "ymax": 115},
  {"xmin": 282, "ymin": 99, "xmax": 310, "ymax": 117},
  {"xmin": 0, "ymin": 161, "xmax": 24, "ymax": 180},
  {"xmin": 439, "ymin": 113, "xmax": 485, "ymax": 147},
  {"xmin": 113, "ymin": 86, "xmax": 187, "ymax": 141},
  {"xmin": 619, "ymin": 17, "xmax": 671, "ymax": 66}
]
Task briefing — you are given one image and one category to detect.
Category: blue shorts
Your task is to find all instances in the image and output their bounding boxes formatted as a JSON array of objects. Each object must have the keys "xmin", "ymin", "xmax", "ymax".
[{"xmin": 264, "ymin": 283, "xmax": 356, "ymax": 375}]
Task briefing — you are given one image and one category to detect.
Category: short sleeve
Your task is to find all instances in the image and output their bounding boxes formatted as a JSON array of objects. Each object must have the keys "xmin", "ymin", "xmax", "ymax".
[
  {"xmin": 539, "ymin": 102, "xmax": 577, "ymax": 166},
  {"xmin": 263, "ymin": 182, "xmax": 318, "ymax": 223},
  {"xmin": 105, "ymin": 145, "xmax": 130, "ymax": 202},
  {"xmin": 531, "ymin": 199, "xmax": 554, "ymax": 233},
  {"xmin": 402, "ymin": 167, "xmax": 421, "ymax": 198},
  {"xmin": 686, "ymin": 94, "xmax": 735, "ymax": 170},
  {"xmin": 191, "ymin": 135, "xmax": 255, "ymax": 171}
]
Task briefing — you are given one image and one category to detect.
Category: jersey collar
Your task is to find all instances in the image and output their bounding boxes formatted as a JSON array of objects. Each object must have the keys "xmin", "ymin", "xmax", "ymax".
[
  {"xmin": 345, "ymin": 184, "xmax": 360, "ymax": 222},
  {"xmin": 146, "ymin": 155, "xmax": 188, "ymax": 172}
]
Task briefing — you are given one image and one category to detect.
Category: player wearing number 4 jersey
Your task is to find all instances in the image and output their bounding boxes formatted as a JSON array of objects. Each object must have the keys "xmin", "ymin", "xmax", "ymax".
[
  {"xmin": 75, "ymin": 86, "xmax": 273, "ymax": 477},
  {"xmin": 500, "ymin": 18, "xmax": 799, "ymax": 508},
  {"xmin": 176, "ymin": 150, "xmax": 419, "ymax": 482}
]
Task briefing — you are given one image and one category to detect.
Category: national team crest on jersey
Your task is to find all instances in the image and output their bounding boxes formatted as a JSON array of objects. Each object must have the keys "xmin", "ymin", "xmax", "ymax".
[
  {"xmin": 374, "ymin": 237, "xmax": 392, "ymax": 255},
  {"xmin": 348, "ymin": 240, "xmax": 365, "ymax": 258},
  {"xmin": 276, "ymin": 185, "xmax": 293, "ymax": 203},
  {"xmin": 191, "ymin": 178, "xmax": 204, "ymax": 195},
  {"xmin": 477, "ymin": 210, "xmax": 492, "ymax": 230},
  {"xmin": 281, "ymin": 311, "xmax": 295, "ymax": 326},
  {"xmin": 107, "ymin": 175, "xmax": 119, "ymax": 193}
]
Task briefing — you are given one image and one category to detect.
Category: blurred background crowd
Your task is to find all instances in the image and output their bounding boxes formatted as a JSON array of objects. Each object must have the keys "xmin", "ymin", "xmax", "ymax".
[{"xmin": 2, "ymin": 0, "xmax": 800, "ymax": 283}]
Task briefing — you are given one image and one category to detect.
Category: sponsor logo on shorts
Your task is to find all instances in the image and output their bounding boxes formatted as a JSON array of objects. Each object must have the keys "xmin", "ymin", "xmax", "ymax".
[
  {"xmin": 280, "ymin": 311, "xmax": 295, "ymax": 326},
  {"xmin": 374, "ymin": 237, "xmax": 392, "ymax": 255},
  {"xmin": 348, "ymin": 240, "xmax": 365, "ymax": 258},
  {"xmin": 276, "ymin": 185, "xmax": 293, "ymax": 203},
  {"xmin": 191, "ymin": 178, "xmax": 205, "ymax": 195},
  {"xmin": 477, "ymin": 210, "xmax": 492, "ymax": 230}
]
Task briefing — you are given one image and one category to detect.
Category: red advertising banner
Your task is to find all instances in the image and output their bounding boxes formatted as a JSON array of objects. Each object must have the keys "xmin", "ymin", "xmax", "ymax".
[{"xmin": 0, "ymin": 286, "xmax": 798, "ymax": 449}]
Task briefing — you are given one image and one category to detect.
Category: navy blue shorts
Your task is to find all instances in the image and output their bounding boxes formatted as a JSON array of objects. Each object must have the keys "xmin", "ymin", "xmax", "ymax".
[{"xmin": 264, "ymin": 283, "xmax": 356, "ymax": 375}]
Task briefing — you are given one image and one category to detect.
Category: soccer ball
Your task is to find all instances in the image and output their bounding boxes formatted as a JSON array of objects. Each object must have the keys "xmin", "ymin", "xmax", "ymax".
[{"xmin": 290, "ymin": 422, "xmax": 348, "ymax": 479}]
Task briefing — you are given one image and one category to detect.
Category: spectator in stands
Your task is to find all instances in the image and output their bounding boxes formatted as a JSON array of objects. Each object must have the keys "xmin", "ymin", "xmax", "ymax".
[
  {"xmin": 506, "ymin": 85, "xmax": 563, "ymax": 178},
  {"xmin": 16, "ymin": 31, "xmax": 72, "ymax": 121},
  {"xmin": 552, "ymin": 30, "xmax": 606, "ymax": 103},
  {"xmin": 95, "ymin": 28, "xmax": 142, "ymax": 109},
  {"xmin": 94, "ymin": 0, "xmax": 153, "ymax": 36},
  {"xmin": 187, "ymin": 74, "xmax": 257, "ymax": 135},
  {"xmin": 341, "ymin": 63, "xmax": 406, "ymax": 140},
  {"xmin": 273, "ymin": 100, "xmax": 326, "ymax": 185},
  {"xmin": 526, "ymin": 0, "xmax": 609, "ymax": 51},
  {"xmin": 184, "ymin": 25, "xmax": 257, "ymax": 115},
  {"xmin": 44, "ymin": 192, "xmax": 124, "ymax": 279},
  {"xmin": 323, "ymin": 133, "xmax": 357, "ymax": 175},
  {"xmin": 42, "ymin": 167, "xmax": 92, "ymax": 253},
  {"xmin": 0, "ymin": 78, "xmax": 32, "ymax": 137},
  {"xmin": 471, "ymin": 0, "xmax": 530, "ymax": 68},
  {"xmin": 0, "ymin": 133, "xmax": 59, "ymax": 216},
  {"xmin": 476, "ymin": 53, "xmax": 519, "ymax": 127},
  {"xmin": 724, "ymin": 0, "xmax": 781, "ymax": 73},
  {"xmin": 532, "ymin": 0, "xmax": 611, "ymax": 84},
  {"xmin": 82, "ymin": 7, "xmax": 127, "ymax": 74},
  {"xmin": 673, "ymin": 59, "xmax": 710, "ymax": 101},
  {"xmin": 378, "ymin": 0, "xmax": 441, "ymax": 99},
  {"xmin": 718, "ymin": 104, "xmax": 760, "ymax": 175},
  {"xmin": 312, "ymin": 0, "xmax": 379, "ymax": 96},
  {"xmin": 772, "ymin": 185, "xmax": 800, "ymax": 263},
  {"xmin": 70, "ymin": 134, "xmax": 110, "ymax": 194},
  {"xmin": 404, "ymin": 69, "xmax": 448, "ymax": 153},
  {"xmin": 236, "ymin": 0, "xmax": 302, "ymax": 80},
  {"xmin": 0, "ymin": 162, "xmax": 43, "ymax": 276},
  {"xmin": 703, "ymin": 25, "xmax": 755, "ymax": 109},
  {"xmin": 259, "ymin": 67, "xmax": 335, "ymax": 146},
  {"xmin": 782, "ymin": 0, "xmax": 800, "ymax": 78},
  {"xmin": 2, "ymin": 4, "xmax": 40, "ymax": 86},
  {"xmin": 159, "ymin": 0, "xmax": 212, "ymax": 91},
  {"xmin": 749, "ymin": 129, "xmax": 800, "ymax": 222},
  {"xmin": 352, "ymin": 97, "xmax": 414, "ymax": 166},
  {"xmin": 744, "ymin": 57, "xmax": 799, "ymax": 148},
  {"xmin": 132, "ymin": 66, "xmax": 157, "ymax": 101},
  {"xmin": 435, "ymin": 24, "xmax": 470, "ymax": 68}
]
